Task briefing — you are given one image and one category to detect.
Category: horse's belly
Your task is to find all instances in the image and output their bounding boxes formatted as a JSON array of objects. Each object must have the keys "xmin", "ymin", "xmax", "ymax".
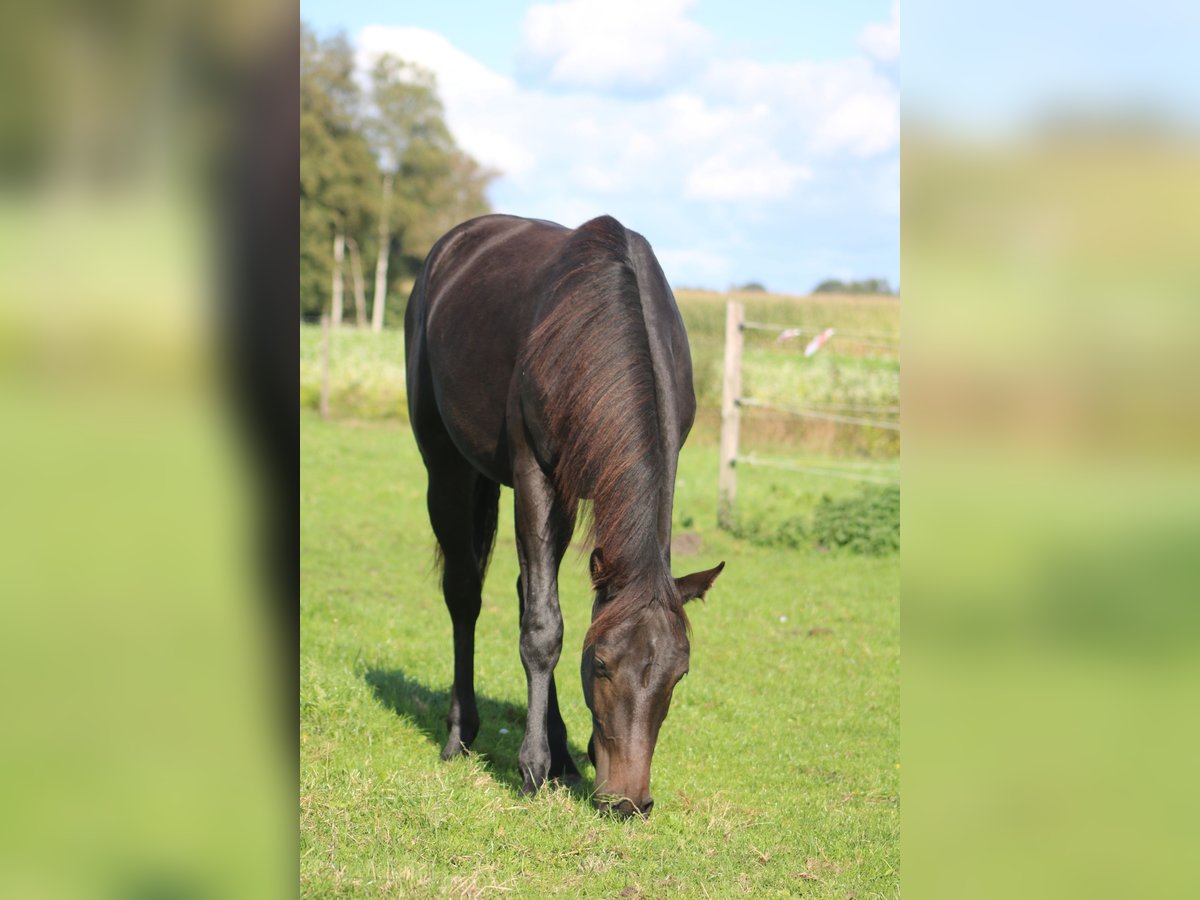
[{"xmin": 428, "ymin": 359, "xmax": 513, "ymax": 483}]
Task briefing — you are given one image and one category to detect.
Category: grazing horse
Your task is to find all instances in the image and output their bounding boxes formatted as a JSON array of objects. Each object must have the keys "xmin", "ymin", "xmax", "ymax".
[{"xmin": 404, "ymin": 213, "xmax": 723, "ymax": 818}]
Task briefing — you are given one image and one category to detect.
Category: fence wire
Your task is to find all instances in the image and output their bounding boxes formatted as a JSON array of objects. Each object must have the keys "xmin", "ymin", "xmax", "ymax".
[
  {"xmin": 741, "ymin": 321, "xmax": 900, "ymax": 343},
  {"xmin": 738, "ymin": 397, "xmax": 901, "ymax": 431},
  {"xmin": 736, "ymin": 455, "xmax": 900, "ymax": 485}
]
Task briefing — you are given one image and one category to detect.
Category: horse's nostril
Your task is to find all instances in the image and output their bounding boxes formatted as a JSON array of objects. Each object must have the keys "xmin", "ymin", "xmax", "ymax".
[{"xmin": 639, "ymin": 798, "xmax": 654, "ymax": 816}]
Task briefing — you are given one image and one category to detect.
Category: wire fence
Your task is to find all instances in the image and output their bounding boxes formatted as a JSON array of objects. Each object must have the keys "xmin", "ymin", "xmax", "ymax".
[
  {"xmin": 718, "ymin": 300, "xmax": 900, "ymax": 527},
  {"xmin": 735, "ymin": 454, "xmax": 900, "ymax": 486},
  {"xmin": 741, "ymin": 321, "xmax": 901, "ymax": 343},
  {"xmin": 737, "ymin": 397, "xmax": 901, "ymax": 431}
]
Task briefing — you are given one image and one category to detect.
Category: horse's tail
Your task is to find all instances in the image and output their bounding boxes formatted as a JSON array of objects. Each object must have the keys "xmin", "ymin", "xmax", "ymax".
[{"xmin": 471, "ymin": 474, "xmax": 500, "ymax": 579}]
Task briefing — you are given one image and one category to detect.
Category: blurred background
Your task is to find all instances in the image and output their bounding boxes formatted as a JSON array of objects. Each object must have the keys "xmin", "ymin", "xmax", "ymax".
[
  {"xmin": 904, "ymin": 2, "xmax": 1200, "ymax": 897},
  {"xmin": 0, "ymin": 0, "xmax": 295, "ymax": 896}
]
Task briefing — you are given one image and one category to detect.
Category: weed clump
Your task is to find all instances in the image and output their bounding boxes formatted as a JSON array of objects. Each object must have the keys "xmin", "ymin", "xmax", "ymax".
[{"xmin": 811, "ymin": 484, "xmax": 899, "ymax": 555}]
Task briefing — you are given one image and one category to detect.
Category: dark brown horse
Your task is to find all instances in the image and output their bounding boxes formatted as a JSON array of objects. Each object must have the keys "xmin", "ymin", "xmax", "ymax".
[{"xmin": 404, "ymin": 213, "xmax": 723, "ymax": 817}]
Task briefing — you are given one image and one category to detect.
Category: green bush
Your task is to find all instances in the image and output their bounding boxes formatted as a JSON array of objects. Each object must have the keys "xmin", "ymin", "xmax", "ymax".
[
  {"xmin": 731, "ymin": 483, "xmax": 899, "ymax": 555},
  {"xmin": 811, "ymin": 484, "xmax": 900, "ymax": 555}
]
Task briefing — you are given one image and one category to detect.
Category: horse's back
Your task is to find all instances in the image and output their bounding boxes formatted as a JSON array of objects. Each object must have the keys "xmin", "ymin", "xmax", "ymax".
[
  {"xmin": 405, "ymin": 214, "xmax": 694, "ymax": 488},
  {"xmin": 406, "ymin": 215, "xmax": 568, "ymax": 483}
]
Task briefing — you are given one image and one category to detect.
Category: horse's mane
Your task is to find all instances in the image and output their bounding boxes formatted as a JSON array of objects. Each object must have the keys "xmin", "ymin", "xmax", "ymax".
[{"xmin": 520, "ymin": 215, "xmax": 685, "ymax": 646}]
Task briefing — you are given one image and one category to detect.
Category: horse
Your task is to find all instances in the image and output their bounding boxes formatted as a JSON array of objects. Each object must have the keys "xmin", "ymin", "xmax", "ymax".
[{"xmin": 404, "ymin": 213, "xmax": 724, "ymax": 818}]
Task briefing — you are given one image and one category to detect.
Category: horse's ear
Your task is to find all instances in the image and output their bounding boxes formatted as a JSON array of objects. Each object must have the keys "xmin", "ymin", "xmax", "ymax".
[
  {"xmin": 589, "ymin": 548, "xmax": 609, "ymax": 589},
  {"xmin": 676, "ymin": 561, "xmax": 725, "ymax": 604}
]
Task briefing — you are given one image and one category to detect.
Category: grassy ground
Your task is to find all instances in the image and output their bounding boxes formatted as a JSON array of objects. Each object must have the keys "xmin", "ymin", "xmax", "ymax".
[{"xmin": 300, "ymin": 413, "xmax": 899, "ymax": 896}]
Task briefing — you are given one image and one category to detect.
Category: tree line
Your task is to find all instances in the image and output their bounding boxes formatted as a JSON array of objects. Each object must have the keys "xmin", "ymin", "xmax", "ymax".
[
  {"xmin": 731, "ymin": 279, "xmax": 897, "ymax": 296},
  {"xmin": 812, "ymin": 278, "xmax": 895, "ymax": 295},
  {"xmin": 301, "ymin": 26, "xmax": 496, "ymax": 328}
]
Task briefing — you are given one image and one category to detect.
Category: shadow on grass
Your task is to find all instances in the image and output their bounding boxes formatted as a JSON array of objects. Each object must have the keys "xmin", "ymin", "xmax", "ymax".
[{"xmin": 364, "ymin": 667, "xmax": 591, "ymax": 798}]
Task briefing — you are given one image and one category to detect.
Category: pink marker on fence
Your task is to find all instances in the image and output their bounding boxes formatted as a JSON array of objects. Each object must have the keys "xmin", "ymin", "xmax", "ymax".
[{"xmin": 804, "ymin": 328, "xmax": 835, "ymax": 357}]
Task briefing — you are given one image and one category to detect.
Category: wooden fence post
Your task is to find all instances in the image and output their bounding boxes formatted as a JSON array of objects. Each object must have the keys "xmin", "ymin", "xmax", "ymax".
[{"xmin": 718, "ymin": 300, "xmax": 744, "ymax": 529}]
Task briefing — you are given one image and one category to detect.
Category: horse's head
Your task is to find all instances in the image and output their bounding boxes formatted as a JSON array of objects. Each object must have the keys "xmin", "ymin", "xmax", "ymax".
[{"xmin": 581, "ymin": 550, "xmax": 724, "ymax": 818}]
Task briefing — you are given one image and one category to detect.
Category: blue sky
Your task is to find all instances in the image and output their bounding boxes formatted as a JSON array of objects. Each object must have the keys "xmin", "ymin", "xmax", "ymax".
[
  {"xmin": 301, "ymin": 1, "xmax": 900, "ymax": 293},
  {"xmin": 903, "ymin": 1, "xmax": 1200, "ymax": 132}
]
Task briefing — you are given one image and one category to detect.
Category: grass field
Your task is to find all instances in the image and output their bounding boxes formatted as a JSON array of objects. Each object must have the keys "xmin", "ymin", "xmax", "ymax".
[{"xmin": 300, "ymin": 406, "xmax": 899, "ymax": 896}]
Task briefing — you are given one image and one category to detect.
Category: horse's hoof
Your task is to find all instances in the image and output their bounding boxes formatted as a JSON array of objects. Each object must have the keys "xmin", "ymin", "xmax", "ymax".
[{"xmin": 440, "ymin": 739, "xmax": 468, "ymax": 760}]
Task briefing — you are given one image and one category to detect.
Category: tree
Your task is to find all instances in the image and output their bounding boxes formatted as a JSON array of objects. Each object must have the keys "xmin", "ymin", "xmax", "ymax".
[
  {"xmin": 299, "ymin": 29, "xmax": 496, "ymax": 326},
  {"xmin": 300, "ymin": 27, "xmax": 378, "ymax": 323},
  {"xmin": 365, "ymin": 55, "xmax": 496, "ymax": 330}
]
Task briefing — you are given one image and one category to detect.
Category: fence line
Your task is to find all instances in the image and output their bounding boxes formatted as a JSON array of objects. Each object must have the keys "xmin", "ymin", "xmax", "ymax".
[
  {"xmin": 741, "ymin": 321, "xmax": 900, "ymax": 343},
  {"xmin": 717, "ymin": 299, "xmax": 900, "ymax": 528},
  {"xmin": 736, "ymin": 455, "xmax": 901, "ymax": 485},
  {"xmin": 738, "ymin": 397, "xmax": 902, "ymax": 431},
  {"xmin": 787, "ymin": 402, "xmax": 900, "ymax": 414}
]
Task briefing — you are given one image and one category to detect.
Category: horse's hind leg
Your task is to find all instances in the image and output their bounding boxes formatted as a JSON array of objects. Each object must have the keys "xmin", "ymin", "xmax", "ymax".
[
  {"xmin": 426, "ymin": 459, "xmax": 500, "ymax": 760},
  {"xmin": 518, "ymin": 577, "xmax": 582, "ymax": 784}
]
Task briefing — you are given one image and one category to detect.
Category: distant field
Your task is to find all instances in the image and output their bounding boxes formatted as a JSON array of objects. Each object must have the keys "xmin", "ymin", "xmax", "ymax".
[
  {"xmin": 299, "ymin": 325, "xmax": 408, "ymax": 420},
  {"xmin": 299, "ymin": 290, "xmax": 899, "ymax": 455},
  {"xmin": 300, "ymin": 413, "xmax": 899, "ymax": 896}
]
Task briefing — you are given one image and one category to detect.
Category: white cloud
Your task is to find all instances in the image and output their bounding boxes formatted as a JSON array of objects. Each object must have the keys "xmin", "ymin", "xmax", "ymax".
[
  {"xmin": 859, "ymin": 1, "xmax": 900, "ymax": 63},
  {"xmin": 356, "ymin": 26, "xmax": 538, "ymax": 178},
  {"xmin": 811, "ymin": 89, "xmax": 899, "ymax": 158},
  {"xmin": 519, "ymin": 0, "xmax": 711, "ymax": 94},
  {"xmin": 704, "ymin": 57, "xmax": 898, "ymax": 159},
  {"xmin": 347, "ymin": 12, "xmax": 898, "ymax": 290},
  {"xmin": 686, "ymin": 146, "xmax": 812, "ymax": 201},
  {"xmin": 357, "ymin": 26, "xmax": 509, "ymax": 102}
]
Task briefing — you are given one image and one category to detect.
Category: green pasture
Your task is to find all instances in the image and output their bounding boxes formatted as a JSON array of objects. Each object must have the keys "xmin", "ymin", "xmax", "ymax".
[{"xmin": 300, "ymin": 411, "xmax": 899, "ymax": 896}]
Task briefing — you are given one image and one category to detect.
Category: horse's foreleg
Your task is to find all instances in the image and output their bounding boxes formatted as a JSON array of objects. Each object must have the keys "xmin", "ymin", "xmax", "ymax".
[
  {"xmin": 513, "ymin": 455, "xmax": 571, "ymax": 795},
  {"xmin": 518, "ymin": 577, "xmax": 582, "ymax": 785},
  {"xmin": 546, "ymin": 673, "xmax": 582, "ymax": 783}
]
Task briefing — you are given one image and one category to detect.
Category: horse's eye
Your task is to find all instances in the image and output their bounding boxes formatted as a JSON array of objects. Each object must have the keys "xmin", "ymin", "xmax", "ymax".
[{"xmin": 593, "ymin": 657, "xmax": 609, "ymax": 677}]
